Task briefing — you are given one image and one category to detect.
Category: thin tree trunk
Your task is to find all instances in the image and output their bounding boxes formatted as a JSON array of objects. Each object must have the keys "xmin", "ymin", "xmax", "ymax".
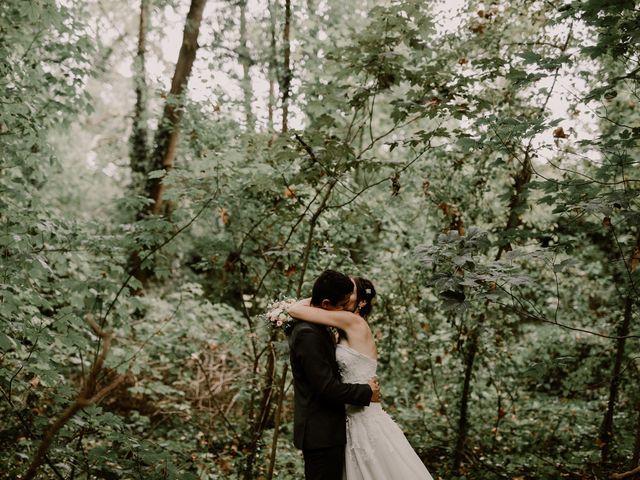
[
  {"xmin": 599, "ymin": 294, "xmax": 632, "ymax": 464},
  {"xmin": 268, "ymin": 74, "xmax": 275, "ymax": 133},
  {"xmin": 244, "ymin": 8, "xmax": 295, "ymax": 473},
  {"xmin": 452, "ymin": 23, "xmax": 569, "ymax": 476},
  {"xmin": 632, "ymin": 400, "xmax": 640, "ymax": 480},
  {"xmin": 280, "ymin": 0, "xmax": 291, "ymax": 134},
  {"xmin": 242, "ymin": 342, "xmax": 276, "ymax": 480},
  {"xmin": 450, "ymin": 153, "xmax": 531, "ymax": 472},
  {"xmin": 494, "ymin": 27, "xmax": 570, "ymax": 260},
  {"xmin": 495, "ymin": 153, "xmax": 532, "ymax": 260},
  {"xmin": 599, "ymin": 232, "xmax": 640, "ymax": 464},
  {"xmin": 267, "ymin": 0, "xmax": 278, "ymax": 133},
  {"xmin": 453, "ymin": 148, "xmax": 531, "ymax": 472},
  {"xmin": 238, "ymin": 0, "xmax": 255, "ymax": 131},
  {"xmin": 267, "ymin": 0, "xmax": 296, "ymax": 480},
  {"xmin": 129, "ymin": 0, "xmax": 149, "ymax": 190},
  {"xmin": 129, "ymin": 0, "xmax": 208, "ymax": 287},
  {"xmin": 452, "ymin": 313, "xmax": 483, "ymax": 472},
  {"xmin": 144, "ymin": 0, "xmax": 208, "ymax": 216},
  {"xmin": 266, "ymin": 362, "xmax": 288, "ymax": 480}
]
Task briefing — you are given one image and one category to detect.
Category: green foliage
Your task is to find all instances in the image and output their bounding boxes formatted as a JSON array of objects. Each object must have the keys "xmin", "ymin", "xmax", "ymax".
[{"xmin": 1, "ymin": 0, "xmax": 639, "ymax": 478}]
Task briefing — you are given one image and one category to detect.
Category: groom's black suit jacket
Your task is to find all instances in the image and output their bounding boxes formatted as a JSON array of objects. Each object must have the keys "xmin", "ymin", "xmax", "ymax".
[{"xmin": 288, "ymin": 320, "xmax": 372, "ymax": 450}]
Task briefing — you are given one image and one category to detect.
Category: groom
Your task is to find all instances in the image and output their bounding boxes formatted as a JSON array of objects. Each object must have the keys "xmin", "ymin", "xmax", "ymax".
[{"xmin": 288, "ymin": 269, "xmax": 381, "ymax": 480}]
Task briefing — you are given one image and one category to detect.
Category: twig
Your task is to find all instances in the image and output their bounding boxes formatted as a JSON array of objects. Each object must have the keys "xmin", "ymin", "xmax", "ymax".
[
  {"xmin": 193, "ymin": 356, "xmax": 238, "ymax": 435},
  {"xmin": 296, "ymin": 180, "xmax": 338, "ymax": 295},
  {"xmin": 397, "ymin": 279, "xmax": 454, "ymax": 430},
  {"xmin": 328, "ymin": 143, "xmax": 432, "ymax": 209},
  {"xmin": 102, "ymin": 293, "xmax": 184, "ymax": 379},
  {"xmin": 253, "ymin": 183, "xmax": 326, "ymax": 297},
  {"xmin": 355, "ymin": 112, "xmax": 424, "ymax": 160},
  {"xmin": 495, "ymin": 290, "xmax": 640, "ymax": 340}
]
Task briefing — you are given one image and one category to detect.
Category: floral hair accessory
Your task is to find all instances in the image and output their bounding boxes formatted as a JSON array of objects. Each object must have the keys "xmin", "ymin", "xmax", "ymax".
[
  {"xmin": 365, "ymin": 288, "xmax": 372, "ymax": 295},
  {"xmin": 264, "ymin": 298, "xmax": 297, "ymax": 332}
]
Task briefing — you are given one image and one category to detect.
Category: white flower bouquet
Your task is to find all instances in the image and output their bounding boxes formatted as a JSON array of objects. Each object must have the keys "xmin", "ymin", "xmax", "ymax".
[{"xmin": 264, "ymin": 298, "xmax": 297, "ymax": 332}]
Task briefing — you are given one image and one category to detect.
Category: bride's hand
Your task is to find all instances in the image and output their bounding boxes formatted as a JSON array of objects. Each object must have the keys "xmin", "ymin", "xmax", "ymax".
[{"xmin": 368, "ymin": 377, "xmax": 381, "ymax": 402}]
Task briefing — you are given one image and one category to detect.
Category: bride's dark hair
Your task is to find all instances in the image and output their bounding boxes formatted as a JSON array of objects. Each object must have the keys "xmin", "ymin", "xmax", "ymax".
[
  {"xmin": 354, "ymin": 277, "xmax": 376, "ymax": 317},
  {"xmin": 336, "ymin": 276, "xmax": 376, "ymax": 343}
]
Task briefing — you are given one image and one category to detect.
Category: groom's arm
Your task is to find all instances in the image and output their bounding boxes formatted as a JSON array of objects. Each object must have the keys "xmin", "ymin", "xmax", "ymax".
[{"xmin": 293, "ymin": 329, "xmax": 372, "ymax": 406}]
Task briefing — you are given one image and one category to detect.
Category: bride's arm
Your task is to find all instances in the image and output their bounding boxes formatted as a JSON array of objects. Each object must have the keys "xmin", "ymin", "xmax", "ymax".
[{"xmin": 287, "ymin": 298, "xmax": 360, "ymax": 331}]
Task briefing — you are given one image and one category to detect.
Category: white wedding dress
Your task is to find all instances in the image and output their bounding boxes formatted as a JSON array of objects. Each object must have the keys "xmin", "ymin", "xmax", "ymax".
[{"xmin": 336, "ymin": 343, "xmax": 434, "ymax": 480}]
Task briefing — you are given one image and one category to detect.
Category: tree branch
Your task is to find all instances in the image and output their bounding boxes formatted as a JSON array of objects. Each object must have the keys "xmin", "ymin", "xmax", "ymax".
[
  {"xmin": 22, "ymin": 316, "xmax": 126, "ymax": 480},
  {"xmin": 611, "ymin": 465, "xmax": 640, "ymax": 480}
]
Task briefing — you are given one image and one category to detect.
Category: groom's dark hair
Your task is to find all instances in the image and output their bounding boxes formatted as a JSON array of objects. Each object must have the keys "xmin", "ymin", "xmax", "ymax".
[{"xmin": 311, "ymin": 270, "xmax": 353, "ymax": 308}]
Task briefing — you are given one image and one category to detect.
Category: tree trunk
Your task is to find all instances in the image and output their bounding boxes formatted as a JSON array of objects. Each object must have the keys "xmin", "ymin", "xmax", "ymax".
[
  {"xmin": 495, "ymin": 154, "xmax": 532, "ymax": 260},
  {"xmin": 599, "ymin": 232, "xmax": 640, "ymax": 464},
  {"xmin": 267, "ymin": 0, "xmax": 278, "ymax": 134},
  {"xmin": 268, "ymin": 74, "xmax": 275, "ymax": 134},
  {"xmin": 129, "ymin": 0, "xmax": 208, "ymax": 287},
  {"xmin": 244, "ymin": 7, "xmax": 295, "ymax": 472},
  {"xmin": 280, "ymin": 0, "xmax": 291, "ymax": 134},
  {"xmin": 599, "ymin": 294, "xmax": 632, "ymax": 464},
  {"xmin": 129, "ymin": 0, "xmax": 149, "ymax": 191},
  {"xmin": 144, "ymin": 0, "xmax": 208, "ymax": 216},
  {"xmin": 452, "ymin": 314, "xmax": 484, "ymax": 473},
  {"xmin": 631, "ymin": 397, "xmax": 640, "ymax": 480},
  {"xmin": 453, "ymin": 147, "xmax": 532, "ymax": 472},
  {"xmin": 242, "ymin": 341, "xmax": 276, "ymax": 480},
  {"xmin": 238, "ymin": 0, "xmax": 255, "ymax": 131},
  {"xmin": 266, "ymin": 362, "xmax": 288, "ymax": 480},
  {"xmin": 264, "ymin": 6, "xmax": 297, "ymax": 472}
]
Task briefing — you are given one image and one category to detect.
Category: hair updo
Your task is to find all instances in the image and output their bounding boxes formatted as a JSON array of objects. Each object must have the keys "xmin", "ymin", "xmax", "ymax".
[{"xmin": 354, "ymin": 277, "xmax": 376, "ymax": 317}]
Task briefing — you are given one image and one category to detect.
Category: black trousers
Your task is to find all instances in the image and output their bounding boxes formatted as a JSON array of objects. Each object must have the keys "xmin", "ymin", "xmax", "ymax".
[{"xmin": 302, "ymin": 445, "xmax": 345, "ymax": 480}]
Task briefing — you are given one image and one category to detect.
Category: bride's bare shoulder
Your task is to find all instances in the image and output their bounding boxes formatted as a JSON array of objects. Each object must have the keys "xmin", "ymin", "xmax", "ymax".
[{"xmin": 347, "ymin": 316, "xmax": 373, "ymax": 336}]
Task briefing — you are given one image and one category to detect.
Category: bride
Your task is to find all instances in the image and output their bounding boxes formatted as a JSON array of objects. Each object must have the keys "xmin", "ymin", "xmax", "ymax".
[{"xmin": 287, "ymin": 277, "xmax": 434, "ymax": 480}]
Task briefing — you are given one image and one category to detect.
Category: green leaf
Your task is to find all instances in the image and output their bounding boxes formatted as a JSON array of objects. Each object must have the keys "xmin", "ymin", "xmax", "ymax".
[
  {"xmin": 147, "ymin": 169, "xmax": 166, "ymax": 179},
  {"xmin": 0, "ymin": 332, "xmax": 16, "ymax": 351}
]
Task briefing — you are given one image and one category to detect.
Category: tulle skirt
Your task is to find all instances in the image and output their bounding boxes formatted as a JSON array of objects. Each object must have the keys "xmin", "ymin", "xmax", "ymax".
[{"xmin": 343, "ymin": 403, "xmax": 434, "ymax": 480}]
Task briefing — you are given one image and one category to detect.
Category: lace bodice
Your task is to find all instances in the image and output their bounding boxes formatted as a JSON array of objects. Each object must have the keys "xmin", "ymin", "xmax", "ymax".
[{"xmin": 336, "ymin": 343, "xmax": 377, "ymax": 383}]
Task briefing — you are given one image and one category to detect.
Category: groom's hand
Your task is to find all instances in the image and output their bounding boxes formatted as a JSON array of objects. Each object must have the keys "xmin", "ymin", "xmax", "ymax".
[{"xmin": 368, "ymin": 377, "xmax": 381, "ymax": 402}]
